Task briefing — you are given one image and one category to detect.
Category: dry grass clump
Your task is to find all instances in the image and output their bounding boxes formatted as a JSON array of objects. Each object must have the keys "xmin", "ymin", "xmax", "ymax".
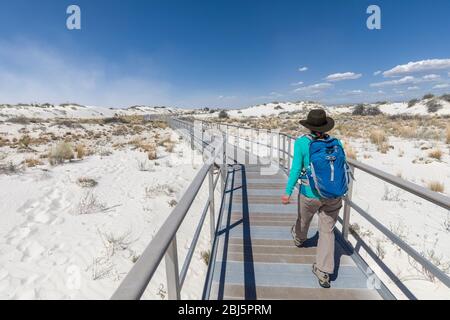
[
  {"xmin": 49, "ymin": 142, "xmax": 74, "ymax": 165},
  {"xmin": 0, "ymin": 137, "xmax": 9, "ymax": 147},
  {"xmin": 147, "ymin": 147, "xmax": 158, "ymax": 160},
  {"xmin": 201, "ymin": 250, "xmax": 210, "ymax": 266},
  {"xmin": 157, "ymin": 136, "xmax": 176, "ymax": 153},
  {"xmin": 428, "ymin": 149, "xmax": 442, "ymax": 161},
  {"xmin": 76, "ymin": 191, "xmax": 107, "ymax": 215},
  {"xmin": 152, "ymin": 121, "xmax": 168, "ymax": 129},
  {"xmin": 397, "ymin": 126, "xmax": 417, "ymax": 139},
  {"xmin": 370, "ymin": 129, "xmax": 387, "ymax": 145},
  {"xmin": 75, "ymin": 144, "xmax": 87, "ymax": 159},
  {"xmin": 343, "ymin": 142, "xmax": 357, "ymax": 160},
  {"xmin": 446, "ymin": 125, "xmax": 450, "ymax": 144},
  {"xmin": 23, "ymin": 157, "xmax": 43, "ymax": 168},
  {"xmin": 77, "ymin": 177, "xmax": 98, "ymax": 188},
  {"xmin": 17, "ymin": 135, "xmax": 33, "ymax": 150},
  {"xmin": 369, "ymin": 129, "xmax": 390, "ymax": 153},
  {"xmin": 131, "ymin": 140, "xmax": 158, "ymax": 160},
  {"xmin": 428, "ymin": 181, "xmax": 444, "ymax": 193}
]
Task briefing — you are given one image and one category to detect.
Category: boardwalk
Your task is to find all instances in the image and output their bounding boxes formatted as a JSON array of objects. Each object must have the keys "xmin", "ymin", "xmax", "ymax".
[{"xmin": 207, "ymin": 161, "xmax": 384, "ymax": 300}]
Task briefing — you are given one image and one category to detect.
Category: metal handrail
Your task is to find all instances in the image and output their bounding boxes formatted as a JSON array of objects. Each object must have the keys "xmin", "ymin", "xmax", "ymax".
[{"xmin": 111, "ymin": 118, "xmax": 225, "ymax": 300}]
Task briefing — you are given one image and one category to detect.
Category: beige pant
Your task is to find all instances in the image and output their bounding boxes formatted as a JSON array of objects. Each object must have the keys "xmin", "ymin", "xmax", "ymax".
[{"xmin": 295, "ymin": 194, "xmax": 343, "ymax": 274}]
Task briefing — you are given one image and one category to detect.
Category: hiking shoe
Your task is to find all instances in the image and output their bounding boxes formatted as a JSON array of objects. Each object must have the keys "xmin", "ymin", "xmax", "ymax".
[
  {"xmin": 291, "ymin": 225, "xmax": 305, "ymax": 247},
  {"xmin": 312, "ymin": 263, "xmax": 331, "ymax": 289}
]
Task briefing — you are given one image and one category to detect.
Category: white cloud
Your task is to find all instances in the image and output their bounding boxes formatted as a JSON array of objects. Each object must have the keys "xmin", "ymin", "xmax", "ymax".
[
  {"xmin": 298, "ymin": 66, "xmax": 308, "ymax": 72},
  {"xmin": 433, "ymin": 83, "xmax": 450, "ymax": 89},
  {"xmin": 340, "ymin": 90, "xmax": 363, "ymax": 96},
  {"xmin": 373, "ymin": 70, "xmax": 382, "ymax": 76},
  {"xmin": 325, "ymin": 72, "xmax": 362, "ymax": 82},
  {"xmin": 270, "ymin": 92, "xmax": 283, "ymax": 97},
  {"xmin": 370, "ymin": 76, "xmax": 418, "ymax": 87},
  {"xmin": 407, "ymin": 86, "xmax": 420, "ymax": 90},
  {"xmin": 218, "ymin": 95, "xmax": 237, "ymax": 100},
  {"xmin": 383, "ymin": 59, "xmax": 450, "ymax": 77},
  {"xmin": 294, "ymin": 83, "xmax": 333, "ymax": 92},
  {"xmin": 422, "ymin": 74, "xmax": 441, "ymax": 81},
  {"xmin": 290, "ymin": 81, "xmax": 304, "ymax": 86},
  {"xmin": 0, "ymin": 39, "xmax": 172, "ymax": 108}
]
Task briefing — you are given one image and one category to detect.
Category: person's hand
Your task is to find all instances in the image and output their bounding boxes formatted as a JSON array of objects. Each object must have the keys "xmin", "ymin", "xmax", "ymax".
[{"xmin": 281, "ymin": 195, "xmax": 290, "ymax": 205}]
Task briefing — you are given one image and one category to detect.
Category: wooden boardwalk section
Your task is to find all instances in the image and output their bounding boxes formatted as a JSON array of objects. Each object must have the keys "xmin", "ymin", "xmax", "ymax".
[{"xmin": 206, "ymin": 159, "xmax": 384, "ymax": 300}]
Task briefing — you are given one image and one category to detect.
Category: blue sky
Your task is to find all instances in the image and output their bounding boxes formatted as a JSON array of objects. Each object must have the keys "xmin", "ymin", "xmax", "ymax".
[{"xmin": 0, "ymin": 0, "xmax": 449, "ymax": 108}]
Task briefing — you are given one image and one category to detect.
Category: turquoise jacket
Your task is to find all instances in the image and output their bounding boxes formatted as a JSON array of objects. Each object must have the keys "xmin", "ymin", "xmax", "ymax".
[{"xmin": 285, "ymin": 134, "xmax": 344, "ymax": 199}]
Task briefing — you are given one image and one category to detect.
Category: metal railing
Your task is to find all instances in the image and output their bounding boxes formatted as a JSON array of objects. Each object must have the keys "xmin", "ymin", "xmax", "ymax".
[
  {"xmin": 113, "ymin": 116, "xmax": 450, "ymax": 300},
  {"xmin": 111, "ymin": 118, "xmax": 226, "ymax": 300}
]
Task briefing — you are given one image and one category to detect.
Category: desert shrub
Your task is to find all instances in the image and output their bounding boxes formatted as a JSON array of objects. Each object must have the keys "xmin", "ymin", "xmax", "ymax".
[
  {"xmin": 7, "ymin": 116, "xmax": 30, "ymax": 125},
  {"xmin": 274, "ymin": 105, "xmax": 283, "ymax": 110},
  {"xmin": 218, "ymin": 110, "xmax": 229, "ymax": 119},
  {"xmin": 352, "ymin": 105, "xmax": 381, "ymax": 116},
  {"xmin": 423, "ymin": 93, "xmax": 435, "ymax": 100},
  {"xmin": 148, "ymin": 148, "xmax": 157, "ymax": 160},
  {"xmin": 365, "ymin": 106, "xmax": 382, "ymax": 116},
  {"xmin": 168, "ymin": 199, "xmax": 178, "ymax": 207},
  {"xmin": 77, "ymin": 177, "xmax": 98, "ymax": 188},
  {"xmin": 99, "ymin": 229, "xmax": 133, "ymax": 256},
  {"xmin": 18, "ymin": 135, "xmax": 32, "ymax": 149},
  {"xmin": 24, "ymin": 158, "xmax": 43, "ymax": 168},
  {"xmin": 408, "ymin": 98, "xmax": 419, "ymax": 108},
  {"xmin": 0, "ymin": 161, "xmax": 23, "ymax": 175},
  {"xmin": 352, "ymin": 104, "xmax": 365, "ymax": 116},
  {"xmin": 428, "ymin": 149, "xmax": 442, "ymax": 161},
  {"xmin": 428, "ymin": 181, "xmax": 444, "ymax": 193},
  {"xmin": 446, "ymin": 125, "xmax": 450, "ymax": 144},
  {"xmin": 49, "ymin": 142, "xmax": 74, "ymax": 165},
  {"xmin": 165, "ymin": 142, "xmax": 175, "ymax": 153},
  {"xmin": 152, "ymin": 121, "xmax": 168, "ymax": 129},
  {"xmin": 76, "ymin": 191, "xmax": 107, "ymax": 215},
  {"xmin": 426, "ymin": 99, "xmax": 442, "ymax": 113},
  {"xmin": 75, "ymin": 144, "xmax": 86, "ymax": 159},
  {"xmin": 343, "ymin": 143, "xmax": 357, "ymax": 160},
  {"xmin": 370, "ymin": 129, "xmax": 387, "ymax": 145},
  {"xmin": 201, "ymin": 250, "xmax": 210, "ymax": 266},
  {"xmin": 0, "ymin": 137, "xmax": 9, "ymax": 147}
]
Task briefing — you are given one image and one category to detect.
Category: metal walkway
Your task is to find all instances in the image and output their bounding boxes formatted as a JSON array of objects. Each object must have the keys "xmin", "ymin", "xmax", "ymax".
[
  {"xmin": 205, "ymin": 161, "xmax": 385, "ymax": 300},
  {"xmin": 112, "ymin": 117, "xmax": 450, "ymax": 301}
]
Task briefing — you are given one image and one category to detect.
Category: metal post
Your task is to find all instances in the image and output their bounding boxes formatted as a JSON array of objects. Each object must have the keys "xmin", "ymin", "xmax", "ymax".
[
  {"xmin": 221, "ymin": 132, "xmax": 227, "ymax": 193},
  {"xmin": 256, "ymin": 129, "xmax": 260, "ymax": 156},
  {"xmin": 190, "ymin": 127, "xmax": 194, "ymax": 151},
  {"xmin": 201, "ymin": 121, "xmax": 204, "ymax": 154},
  {"xmin": 165, "ymin": 237, "xmax": 181, "ymax": 300},
  {"xmin": 237, "ymin": 127, "xmax": 240, "ymax": 149},
  {"xmin": 287, "ymin": 137, "xmax": 292, "ymax": 174},
  {"xmin": 277, "ymin": 133, "xmax": 281, "ymax": 164},
  {"xmin": 208, "ymin": 165, "xmax": 215, "ymax": 243},
  {"xmin": 342, "ymin": 166, "xmax": 355, "ymax": 241},
  {"xmin": 282, "ymin": 135, "xmax": 286, "ymax": 168},
  {"xmin": 250, "ymin": 129, "xmax": 254, "ymax": 155},
  {"xmin": 269, "ymin": 130, "xmax": 273, "ymax": 161}
]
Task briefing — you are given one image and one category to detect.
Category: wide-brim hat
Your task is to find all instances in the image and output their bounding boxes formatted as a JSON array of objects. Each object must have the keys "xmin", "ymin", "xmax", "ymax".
[{"xmin": 299, "ymin": 109, "xmax": 335, "ymax": 132}]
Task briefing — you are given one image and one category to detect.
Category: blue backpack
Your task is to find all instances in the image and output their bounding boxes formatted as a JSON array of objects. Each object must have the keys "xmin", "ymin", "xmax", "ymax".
[{"xmin": 304, "ymin": 135, "xmax": 350, "ymax": 199}]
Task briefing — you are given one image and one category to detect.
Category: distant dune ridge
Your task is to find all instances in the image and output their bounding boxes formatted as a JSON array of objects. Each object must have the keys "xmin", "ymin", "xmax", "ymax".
[{"xmin": 1, "ymin": 94, "xmax": 449, "ymax": 121}]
